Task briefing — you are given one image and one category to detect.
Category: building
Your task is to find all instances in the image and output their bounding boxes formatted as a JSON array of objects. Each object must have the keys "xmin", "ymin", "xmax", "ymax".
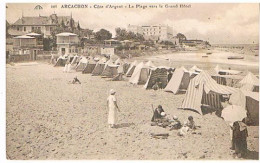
[
  {"xmin": 10, "ymin": 13, "xmax": 78, "ymax": 38},
  {"xmin": 56, "ymin": 32, "xmax": 79, "ymax": 56},
  {"xmin": 127, "ymin": 25, "xmax": 143, "ymax": 35},
  {"xmin": 104, "ymin": 39, "xmax": 121, "ymax": 47},
  {"xmin": 182, "ymin": 40, "xmax": 205, "ymax": 47},
  {"xmin": 127, "ymin": 24, "xmax": 173, "ymax": 42},
  {"xmin": 11, "ymin": 33, "xmax": 44, "ymax": 61}
]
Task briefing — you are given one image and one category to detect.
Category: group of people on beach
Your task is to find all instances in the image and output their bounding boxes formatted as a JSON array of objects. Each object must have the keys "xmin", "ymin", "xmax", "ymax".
[
  {"xmin": 151, "ymin": 105, "xmax": 197, "ymax": 136},
  {"xmin": 105, "ymin": 90, "xmax": 249, "ymax": 158}
]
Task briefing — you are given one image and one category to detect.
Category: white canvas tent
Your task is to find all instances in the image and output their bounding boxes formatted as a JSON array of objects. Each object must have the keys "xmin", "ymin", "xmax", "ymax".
[
  {"xmin": 240, "ymin": 72, "xmax": 259, "ymax": 86},
  {"xmin": 229, "ymin": 90, "xmax": 259, "ymax": 125},
  {"xmin": 82, "ymin": 59, "xmax": 97, "ymax": 74},
  {"xmin": 75, "ymin": 57, "xmax": 88, "ymax": 71},
  {"xmin": 189, "ymin": 65, "xmax": 202, "ymax": 73},
  {"xmin": 92, "ymin": 58, "xmax": 107, "ymax": 76},
  {"xmin": 164, "ymin": 68, "xmax": 190, "ymax": 94},
  {"xmin": 180, "ymin": 71, "xmax": 238, "ymax": 114},
  {"xmin": 101, "ymin": 60, "xmax": 119, "ymax": 78},
  {"xmin": 145, "ymin": 60, "xmax": 155, "ymax": 68},
  {"xmin": 126, "ymin": 60, "xmax": 138, "ymax": 77},
  {"xmin": 129, "ymin": 62, "xmax": 150, "ymax": 85}
]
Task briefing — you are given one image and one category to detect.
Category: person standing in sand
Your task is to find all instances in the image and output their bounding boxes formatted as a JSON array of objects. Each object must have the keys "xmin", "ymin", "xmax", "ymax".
[{"xmin": 107, "ymin": 89, "xmax": 120, "ymax": 128}]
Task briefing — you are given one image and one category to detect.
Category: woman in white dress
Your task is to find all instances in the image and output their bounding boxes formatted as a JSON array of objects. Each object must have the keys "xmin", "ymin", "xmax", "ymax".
[{"xmin": 107, "ymin": 89, "xmax": 120, "ymax": 128}]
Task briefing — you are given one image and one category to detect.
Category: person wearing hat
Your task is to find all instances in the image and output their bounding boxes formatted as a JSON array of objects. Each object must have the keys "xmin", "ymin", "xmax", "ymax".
[
  {"xmin": 107, "ymin": 89, "xmax": 120, "ymax": 128},
  {"xmin": 169, "ymin": 116, "xmax": 182, "ymax": 130},
  {"xmin": 151, "ymin": 105, "xmax": 165, "ymax": 122}
]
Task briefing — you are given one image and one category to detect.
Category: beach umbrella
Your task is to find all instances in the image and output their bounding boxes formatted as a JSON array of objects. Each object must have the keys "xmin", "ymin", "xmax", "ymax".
[{"xmin": 221, "ymin": 105, "xmax": 247, "ymax": 123}]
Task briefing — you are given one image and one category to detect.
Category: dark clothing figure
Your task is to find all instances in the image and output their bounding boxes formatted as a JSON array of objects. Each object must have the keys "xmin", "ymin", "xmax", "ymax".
[
  {"xmin": 232, "ymin": 121, "xmax": 248, "ymax": 158},
  {"xmin": 169, "ymin": 120, "xmax": 182, "ymax": 130},
  {"xmin": 168, "ymin": 72, "xmax": 173, "ymax": 82},
  {"xmin": 151, "ymin": 106, "xmax": 165, "ymax": 122},
  {"xmin": 72, "ymin": 77, "xmax": 81, "ymax": 84}
]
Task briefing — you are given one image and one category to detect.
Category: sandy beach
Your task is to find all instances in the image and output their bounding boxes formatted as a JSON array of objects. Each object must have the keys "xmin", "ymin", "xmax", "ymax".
[{"xmin": 6, "ymin": 61, "xmax": 259, "ymax": 160}]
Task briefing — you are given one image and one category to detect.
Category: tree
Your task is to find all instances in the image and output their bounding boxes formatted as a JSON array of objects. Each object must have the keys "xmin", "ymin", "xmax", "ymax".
[
  {"xmin": 115, "ymin": 27, "xmax": 145, "ymax": 42},
  {"xmin": 94, "ymin": 29, "xmax": 112, "ymax": 42},
  {"xmin": 77, "ymin": 22, "xmax": 81, "ymax": 30},
  {"xmin": 61, "ymin": 19, "xmax": 65, "ymax": 28}
]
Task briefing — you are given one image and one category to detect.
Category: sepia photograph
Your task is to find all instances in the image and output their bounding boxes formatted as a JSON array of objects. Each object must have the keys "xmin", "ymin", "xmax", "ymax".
[{"xmin": 4, "ymin": 1, "xmax": 260, "ymax": 160}]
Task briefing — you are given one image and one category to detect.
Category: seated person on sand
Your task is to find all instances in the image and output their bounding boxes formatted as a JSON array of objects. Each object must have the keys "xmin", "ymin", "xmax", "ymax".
[
  {"xmin": 187, "ymin": 116, "xmax": 196, "ymax": 130},
  {"xmin": 152, "ymin": 81, "xmax": 159, "ymax": 91},
  {"xmin": 177, "ymin": 121, "xmax": 190, "ymax": 136},
  {"xmin": 72, "ymin": 76, "xmax": 81, "ymax": 84},
  {"xmin": 169, "ymin": 116, "xmax": 182, "ymax": 130},
  {"xmin": 151, "ymin": 105, "xmax": 165, "ymax": 122}
]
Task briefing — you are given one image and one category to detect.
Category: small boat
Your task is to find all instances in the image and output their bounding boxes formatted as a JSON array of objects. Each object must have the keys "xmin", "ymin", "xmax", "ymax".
[
  {"xmin": 227, "ymin": 56, "xmax": 244, "ymax": 59},
  {"xmin": 206, "ymin": 52, "xmax": 212, "ymax": 55},
  {"xmin": 202, "ymin": 55, "xmax": 208, "ymax": 58}
]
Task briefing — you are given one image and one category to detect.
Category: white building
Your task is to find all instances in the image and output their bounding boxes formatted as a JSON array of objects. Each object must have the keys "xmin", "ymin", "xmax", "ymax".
[
  {"xmin": 56, "ymin": 32, "xmax": 79, "ymax": 56},
  {"xmin": 127, "ymin": 24, "xmax": 173, "ymax": 42}
]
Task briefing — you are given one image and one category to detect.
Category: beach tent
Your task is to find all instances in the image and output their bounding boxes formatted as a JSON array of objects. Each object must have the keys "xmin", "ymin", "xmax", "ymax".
[
  {"xmin": 123, "ymin": 62, "xmax": 130, "ymax": 74},
  {"xmin": 112, "ymin": 73, "xmax": 124, "ymax": 81},
  {"xmin": 212, "ymin": 74, "xmax": 244, "ymax": 87},
  {"xmin": 239, "ymin": 72, "xmax": 259, "ymax": 87},
  {"xmin": 54, "ymin": 56, "xmax": 67, "ymax": 67},
  {"xmin": 126, "ymin": 60, "xmax": 138, "ymax": 77},
  {"xmin": 82, "ymin": 59, "xmax": 97, "ymax": 74},
  {"xmin": 71, "ymin": 55, "xmax": 79, "ymax": 65},
  {"xmin": 144, "ymin": 66, "xmax": 172, "ymax": 89},
  {"xmin": 101, "ymin": 60, "xmax": 119, "ymax": 78},
  {"xmin": 75, "ymin": 57, "xmax": 88, "ymax": 72},
  {"xmin": 129, "ymin": 62, "xmax": 151, "ymax": 85},
  {"xmin": 189, "ymin": 65, "xmax": 202, "ymax": 73},
  {"xmin": 239, "ymin": 72, "xmax": 259, "ymax": 92},
  {"xmin": 215, "ymin": 65, "xmax": 242, "ymax": 75},
  {"xmin": 221, "ymin": 105, "xmax": 247, "ymax": 123},
  {"xmin": 114, "ymin": 58, "xmax": 124, "ymax": 65},
  {"xmin": 179, "ymin": 71, "xmax": 238, "ymax": 114},
  {"xmin": 92, "ymin": 58, "xmax": 107, "ymax": 76},
  {"xmin": 230, "ymin": 90, "xmax": 259, "ymax": 125},
  {"xmin": 164, "ymin": 68, "xmax": 190, "ymax": 94},
  {"xmin": 145, "ymin": 60, "xmax": 155, "ymax": 68}
]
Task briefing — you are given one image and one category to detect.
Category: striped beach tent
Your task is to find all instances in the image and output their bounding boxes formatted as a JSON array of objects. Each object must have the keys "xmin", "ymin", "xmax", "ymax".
[
  {"xmin": 179, "ymin": 71, "xmax": 238, "ymax": 114},
  {"xmin": 164, "ymin": 68, "xmax": 190, "ymax": 94}
]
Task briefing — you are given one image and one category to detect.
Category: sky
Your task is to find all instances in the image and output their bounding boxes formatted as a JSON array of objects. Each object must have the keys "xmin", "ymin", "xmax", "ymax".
[{"xmin": 6, "ymin": 3, "xmax": 259, "ymax": 44}]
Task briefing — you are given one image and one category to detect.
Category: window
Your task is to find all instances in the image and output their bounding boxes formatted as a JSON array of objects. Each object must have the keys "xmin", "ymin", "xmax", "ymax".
[
  {"xmin": 32, "ymin": 27, "xmax": 35, "ymax": 30},
  {"xmin": 24, "ymin": 27, "xmax": 26, "ymax": 31},
  {"xmin": 17, "ymin": 27, "xmax": 19, "ymax": 31}
]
